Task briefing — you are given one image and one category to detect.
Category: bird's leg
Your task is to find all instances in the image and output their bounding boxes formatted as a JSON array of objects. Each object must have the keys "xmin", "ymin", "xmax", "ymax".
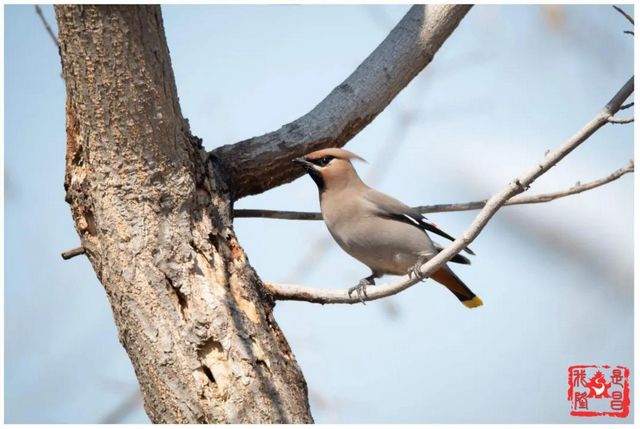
[
  {"xmin": 348, "ymin": 273, "xmax": 377, "ymax": 304},
  {"xmin": 409, "ymin": 256, "xmax": 430, "ymax": 282}
]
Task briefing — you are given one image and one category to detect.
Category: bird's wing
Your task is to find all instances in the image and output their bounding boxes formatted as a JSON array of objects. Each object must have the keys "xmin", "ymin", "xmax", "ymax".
[{"xmin": 363, "ymin": 187, "xmax": 475, "ymax": 256}]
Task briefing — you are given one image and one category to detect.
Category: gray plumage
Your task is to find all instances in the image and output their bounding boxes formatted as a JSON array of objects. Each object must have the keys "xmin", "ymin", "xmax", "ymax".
[{"xmin": 322, "ymin": 185, "xmax": 438, "ymax": 276}]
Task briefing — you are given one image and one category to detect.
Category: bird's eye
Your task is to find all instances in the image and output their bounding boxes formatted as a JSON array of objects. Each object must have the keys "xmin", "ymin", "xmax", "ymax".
[{"xmin": 317, "ymin": 156, "xmax": 334, "ymax": 167}]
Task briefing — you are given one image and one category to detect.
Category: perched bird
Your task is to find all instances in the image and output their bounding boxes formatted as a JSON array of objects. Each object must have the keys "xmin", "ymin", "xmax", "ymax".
[{"xmin": 293, "ymin": 148, "xmax": 482, "ymax": 308}]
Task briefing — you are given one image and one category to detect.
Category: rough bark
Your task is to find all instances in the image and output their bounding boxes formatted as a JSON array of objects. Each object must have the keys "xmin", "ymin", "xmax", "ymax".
[
  {"xmin": 211, "ymin": 4, "xmax": 472, "ymax": 200},
  {"xmin": 56, "ymin": 5, "xmax": 312, "ymax": 423}
]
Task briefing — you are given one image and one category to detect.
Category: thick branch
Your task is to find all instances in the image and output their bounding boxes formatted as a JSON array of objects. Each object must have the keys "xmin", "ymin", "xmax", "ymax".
[
  {"xmin": 233, "ymin": 160, "xmax": 634, "ymax": 220},
  {"xmin": 211, "ymin": 5, "xmax": 472, "ymax": 200},
  {"xmin": 265, "ymin": 76, "xmax": 634, "ymax": 304}
]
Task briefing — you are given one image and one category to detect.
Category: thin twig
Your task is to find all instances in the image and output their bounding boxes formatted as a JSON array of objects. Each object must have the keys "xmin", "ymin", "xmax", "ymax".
[
  {"xmin": 264, "ymin": 76, "xmax": 634, "ymax": 304},
  {"xmin": 624, "ymin": 30, "xmax": 634, "ymax": 36},
  {"xmin": 234, "ymin": 161, "xmax": 634, "ymax": 221},
  {"xmin": 61, "ymin": 246, "xmax": 85, "ymax": 260},
  {"xmin": 620, "ymin": 102, "xmax": 634, "ymax": 109},
  {"xmin": 613, "ymin": 5, "xmax": 634, "ymax": 25},
  {"xmin": 34, "ymin": 5, "xmax": 60, "ymax": 49},
  {"xmin": 608, "ymin": 116, "xmax": 634, "ymax": 124},
  {"xmin": 416, "ymin": 160, "xmax": 634, "ymax": 212}
]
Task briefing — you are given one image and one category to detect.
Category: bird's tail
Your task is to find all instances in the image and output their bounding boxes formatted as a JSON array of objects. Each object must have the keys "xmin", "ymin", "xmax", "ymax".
[{"xmin": 431, "ymin": 266, "xmax": 483, "ymax": 309}]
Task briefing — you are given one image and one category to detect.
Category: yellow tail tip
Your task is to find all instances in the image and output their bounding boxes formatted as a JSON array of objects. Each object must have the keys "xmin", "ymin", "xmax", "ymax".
[{"xmin": 463, "ymin": 296, "xmax": 484, "ymax": 309}]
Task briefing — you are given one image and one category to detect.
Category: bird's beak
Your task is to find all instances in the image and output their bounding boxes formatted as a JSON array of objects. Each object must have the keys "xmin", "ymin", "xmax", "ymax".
[
  {"xmin": 293, "ymin": 157, "xmax": 316, "ymax": 171},
  {"xmin": 293, "ymin": 157, "xmax": 325, "ymax": 188}
]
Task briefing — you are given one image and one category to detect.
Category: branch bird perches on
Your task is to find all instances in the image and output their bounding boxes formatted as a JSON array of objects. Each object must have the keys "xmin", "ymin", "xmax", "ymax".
[{"xmin": 264, "ymin": 76, "xmax": 634, "ymax": 304}]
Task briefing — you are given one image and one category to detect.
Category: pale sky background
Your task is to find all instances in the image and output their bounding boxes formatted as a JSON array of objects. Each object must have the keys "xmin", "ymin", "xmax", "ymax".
[{"xmin": 4, "ymin": 4, "xmax": 634, "ymax": 423}]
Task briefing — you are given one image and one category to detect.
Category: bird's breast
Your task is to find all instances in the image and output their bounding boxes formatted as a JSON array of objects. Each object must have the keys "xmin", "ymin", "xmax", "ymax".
[{"xmin": 321, "ymin": 206, "xmax": 435, "ymax": 275}]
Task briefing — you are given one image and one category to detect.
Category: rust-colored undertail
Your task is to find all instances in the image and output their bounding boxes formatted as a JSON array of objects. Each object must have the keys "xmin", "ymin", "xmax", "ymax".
[{"xmin": 431, "ymin": 267, "xmax": 483, "ymax": 309}]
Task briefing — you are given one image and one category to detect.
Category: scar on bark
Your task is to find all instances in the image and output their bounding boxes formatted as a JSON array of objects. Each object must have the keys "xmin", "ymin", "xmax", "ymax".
[
  {"xmin": 164, "ymin": 273, "xmax": 189, "ymax": 319},
  {"xmin": 197, "ymin": 338, "xmax": 229, "ymax": 387}
]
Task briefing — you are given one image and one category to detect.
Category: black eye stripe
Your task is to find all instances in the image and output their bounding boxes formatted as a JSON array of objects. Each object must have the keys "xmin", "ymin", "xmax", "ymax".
[{"xmin": 311, "ymin": 156, "xmax": 334, "ymax": 167}]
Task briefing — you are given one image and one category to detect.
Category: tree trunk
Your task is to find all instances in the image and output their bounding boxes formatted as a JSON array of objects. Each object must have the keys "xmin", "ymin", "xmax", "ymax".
[{"xmin": 55, "ymin": 5, "xmax": 312, "ymax": 423}]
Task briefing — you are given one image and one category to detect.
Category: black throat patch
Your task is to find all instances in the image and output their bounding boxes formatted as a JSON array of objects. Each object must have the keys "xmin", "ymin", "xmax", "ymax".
[{"xmin": 307, "ymin": 168, "xmax": 325, "ymax": 190}]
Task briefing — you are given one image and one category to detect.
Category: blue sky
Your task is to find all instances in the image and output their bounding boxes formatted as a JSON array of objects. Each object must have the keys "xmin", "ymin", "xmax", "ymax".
[{"xmin": 4, "ymin": 4, "xmax": 634, "ymax": 423}]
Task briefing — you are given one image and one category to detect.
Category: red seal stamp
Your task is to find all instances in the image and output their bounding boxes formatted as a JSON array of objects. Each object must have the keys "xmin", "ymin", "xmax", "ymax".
[{"xmin": 568, "ymin": 365, "xmax": 630, "ymax": 417}]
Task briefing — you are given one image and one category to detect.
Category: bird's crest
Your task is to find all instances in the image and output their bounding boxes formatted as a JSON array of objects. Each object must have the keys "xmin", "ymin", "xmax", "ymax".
[{"xmin": 304, "ymin": 148, "xmax": 367, "ymax": 163}]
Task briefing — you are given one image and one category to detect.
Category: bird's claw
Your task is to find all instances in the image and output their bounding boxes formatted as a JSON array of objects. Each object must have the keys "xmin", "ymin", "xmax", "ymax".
[
  {"xmin": 409, "ymin": 261, "xmax": 428, "ymax": 282},
  {"xmin": 348, "ymin": 279, "xmax": 370, "ymax": 305}
]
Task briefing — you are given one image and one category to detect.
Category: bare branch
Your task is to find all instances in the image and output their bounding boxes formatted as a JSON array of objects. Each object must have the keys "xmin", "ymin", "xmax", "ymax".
[
  {"xmin": 264, "ymin": 76, "xmax": 634, "ymax": 304},
  {"xmin": 624, "ymin": 30, "xmax": 634, "ymax": 36},
  {"xmin": 417, "ymin": 160, "xmax": 634, "ymax": 211},
  {"xmin": 35, "ymin": 5, "xmax": 60, "ymax": 49},
  {"xmin": 235, "ymin": 209, "xmax": 321, "ymax": 221},
  {"xmin": 61, "ymin": 246, "xmax": 85, "ymax": 260},
  {"xmin": 211, "ymin": 5, "xmax": 473, "ymax": 200},
  {"xmin": 620, "ymin": 101, "xmax": 634, "ymax": 109},
  {"xmin": 233, "ymin": 161, "xmax": 634, "ymax": 221},
  {"xmin": 608, "ymin": 116, "xmax": 634, "ymax": 124},
  {"xmin": 613, "ymin": 5, "xmax": 634, "ymax": 25}
]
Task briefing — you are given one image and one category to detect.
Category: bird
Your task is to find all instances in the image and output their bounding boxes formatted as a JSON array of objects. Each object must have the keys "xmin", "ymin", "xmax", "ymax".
[{"xmin": 293, "ymin": 147, "xmax": 483, "ymax": 308}]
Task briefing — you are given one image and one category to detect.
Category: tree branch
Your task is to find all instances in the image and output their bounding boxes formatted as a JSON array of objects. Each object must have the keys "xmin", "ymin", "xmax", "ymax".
[
  {"xmin": 613, "ymin": 5, "xmax": 634, "ymax": 25},
  {"xmin": 608, "ymin": 116, "xmax": 634, "ymax": 124},
  {"xmin": 35, "ymin": 5, "xmax": 60, "ymax": 49},
  {"xmin": 263, "ymin": 76, "xmax": 634, "ymax": 304},
  {"xmin": 210, "ymin": 5, "xmax": 473, "ymax": 200},
  {"xmin": 61, "ymin": 246, "xmax": 85, "ymax": 260},
  {"xmin": 233, "ymin": 160, "xmax": 634, "ymax": 221}
]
